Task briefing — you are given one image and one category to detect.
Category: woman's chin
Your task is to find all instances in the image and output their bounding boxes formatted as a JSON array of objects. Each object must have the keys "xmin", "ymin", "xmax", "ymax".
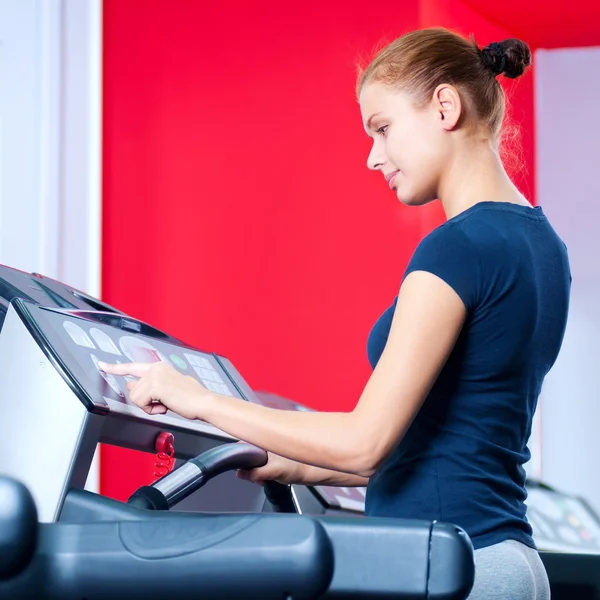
[
  {"xmin": 396, "ymin": 192, "xmax": 422, "ymax": 207},
  {"xmin": 396, "ymin": 189, "xmax": 435, "ymax": 207}
]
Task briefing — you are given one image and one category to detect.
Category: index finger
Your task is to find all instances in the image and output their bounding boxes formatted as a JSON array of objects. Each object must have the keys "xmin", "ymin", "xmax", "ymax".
[{"xmin": 97, "ymin": 361, "xmax": 152, "ymax": 378}]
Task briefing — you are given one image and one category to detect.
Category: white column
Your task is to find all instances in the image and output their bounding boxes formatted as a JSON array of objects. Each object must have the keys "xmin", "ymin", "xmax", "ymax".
[
  {"xmin": 0, "ymin": 0, "xmax": 102, "ymax": 290},
  {"xmin": 60, "ymin": 0, "xmax": 103, "ymax": 492},
  {"xmin": 535, "ymin": 46, "xmax": 600, "ymax": 509},
  {"xmin": 59, "ymin": 0, "xmax": 103, "ymax": 297},
  {"xmin": 0, "ymin": 0, "xmax": 59, "ymax": 274},
  {"xmin": 0, "ymin": 0, "xmax": 103, "ymax": 492}
]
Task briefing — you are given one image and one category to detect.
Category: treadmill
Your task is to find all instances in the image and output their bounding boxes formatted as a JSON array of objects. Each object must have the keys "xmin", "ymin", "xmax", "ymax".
[
  {"xmin": 0, "ymin": 448, "xmax": 475, "ymax": 599},
  {"xmin": 0, "ymin": 297, "xmax": 475, "ymax": 599}
]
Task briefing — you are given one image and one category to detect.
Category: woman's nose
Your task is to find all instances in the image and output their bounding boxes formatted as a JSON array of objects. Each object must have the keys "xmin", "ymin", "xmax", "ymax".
[{"xmin": 367, "ymin": 144, "xmax": 385, "ymax": 171}]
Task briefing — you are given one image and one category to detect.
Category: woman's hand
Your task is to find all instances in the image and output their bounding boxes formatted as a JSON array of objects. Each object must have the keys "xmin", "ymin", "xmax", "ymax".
[
  {"xmin": 98, "ymin": 361, "xmax": 213, "ymax": 420},
  {"xmin": 237, "ymin": 452, "xmax": 306, "ymax": 486}
]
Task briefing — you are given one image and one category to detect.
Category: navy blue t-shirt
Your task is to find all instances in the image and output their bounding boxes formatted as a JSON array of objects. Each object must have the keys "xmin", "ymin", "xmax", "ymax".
[{"xmin": 365, "ymin": 201, "xmax": 571, "ymax": 550}]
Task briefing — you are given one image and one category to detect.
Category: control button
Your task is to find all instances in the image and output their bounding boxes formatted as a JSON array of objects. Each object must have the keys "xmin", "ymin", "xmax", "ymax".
[
  {"xmin": 63, "ymin": 320, "xmax": 95, "ymax": 348},
  {"xmin": 184, "ymin": 353, "xmax": 212, "ymax": 369},
  {"xmin": 90, "ymin": 328, "xmax": 121, "ymax": 355},
  {"xmin": 170, "ymin": 355, "xmax": 187, "ymax": 370},
  {"xmin": 193, "ymin": 366, "xmax": 222, "ymax": 383}
]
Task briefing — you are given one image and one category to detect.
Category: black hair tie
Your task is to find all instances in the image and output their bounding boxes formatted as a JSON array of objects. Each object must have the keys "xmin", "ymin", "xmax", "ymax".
[{"xmin": 481, "ymin": 42, "xmax": 506, "ymax": 77}]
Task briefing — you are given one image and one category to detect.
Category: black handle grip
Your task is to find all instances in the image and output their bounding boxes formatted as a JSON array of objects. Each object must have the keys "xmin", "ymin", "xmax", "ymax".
[
  {"xmin": 128, "ymin": 443, "xmax": 268, "ymax": 510},
  {"xmin": 264, "ymin": 481, "xmax": 298, "ymax": 514},
  {"xmin": 127, "ymin": 486, "xmax": 170, "ymax": 511},
  {"xmin": 190, "ymin": 443, "xmax": 267, "ymax": 477}
]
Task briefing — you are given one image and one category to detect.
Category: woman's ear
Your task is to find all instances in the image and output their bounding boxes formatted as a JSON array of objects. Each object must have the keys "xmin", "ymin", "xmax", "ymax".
[{"xmin": 432, "ymin": 84, "xmax": 462, "ymax": 131}]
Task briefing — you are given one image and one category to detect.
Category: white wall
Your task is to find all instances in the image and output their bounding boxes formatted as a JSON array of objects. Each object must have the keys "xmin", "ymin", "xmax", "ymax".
[
  {"xmin": 0, "ymin": 0, "xmax": 102, "ymax": 490},
  {"xmin": 0, "ymin": 0, "xmax": 57, "ymax": 275},
  {"xmin": 536, "ymin": 46, "xmax": 600, "ymax": 509},
  {"xmin": 59, "ymin": 0, "xmax": 102, "ymax": 296},
  {"xmin": 0, "ymin": 0, "xmax": 101, "ymax": 296}
]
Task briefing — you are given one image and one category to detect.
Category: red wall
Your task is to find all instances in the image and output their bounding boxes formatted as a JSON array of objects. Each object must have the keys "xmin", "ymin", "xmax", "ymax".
[
  {"xmin": 460, "ymin": 0, "xmax": 600, "ymax": 50},
  {"xmin": 100, "ymin": 0, "xmax": 535, "ymax": 499},
  {"xmin": 101, "ymin": 0, "xmax": 422, "ymax": 498},
  {"xmin": 421, "ymin": 0, "xmax": 536, "ymax": 205}
]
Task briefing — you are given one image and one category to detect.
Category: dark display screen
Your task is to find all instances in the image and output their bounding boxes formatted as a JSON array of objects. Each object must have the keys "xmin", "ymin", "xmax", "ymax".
[{"xmin": 25, "ymin": 304, "xmax": 244, "ymax": 432}]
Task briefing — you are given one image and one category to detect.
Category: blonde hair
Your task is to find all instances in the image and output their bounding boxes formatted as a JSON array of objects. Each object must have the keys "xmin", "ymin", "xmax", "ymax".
[{"xmin": 357, "ymin": 28, "xmax": 531, "ymax": 138}]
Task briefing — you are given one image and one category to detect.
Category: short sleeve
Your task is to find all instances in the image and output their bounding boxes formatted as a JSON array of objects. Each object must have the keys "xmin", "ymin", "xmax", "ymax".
[{"xmin": 402, "ymin": 223, "xmax": 481, "ymax": 311}]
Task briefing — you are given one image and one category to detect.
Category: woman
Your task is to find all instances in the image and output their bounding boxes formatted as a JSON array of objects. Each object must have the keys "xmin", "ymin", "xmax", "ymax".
[{"xmin": 100, "ymin": 28, "xmax": 570, "ymax": 599}]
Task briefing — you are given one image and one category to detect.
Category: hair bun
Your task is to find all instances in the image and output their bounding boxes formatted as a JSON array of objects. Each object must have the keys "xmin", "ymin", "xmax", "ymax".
[{"xmin": 481, "ymin": 39, "xmax": 531, "ymax": 79}]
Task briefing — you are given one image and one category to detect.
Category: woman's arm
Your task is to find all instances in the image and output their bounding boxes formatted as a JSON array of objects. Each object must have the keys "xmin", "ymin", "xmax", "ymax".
[
  {"xmin": 239, "ymin": 451, "xmax": 370, "ymax": 486},
  {"xmin": 102, "ymin": 271, "xmax": 466, "ymax": 478},
  {"xmin": 298, "ymin": 465, "xmax": 369, "ymax": 487},
  {"xmin": 203, "ymin": 270, "xmax": 467, "ymax": 477}
]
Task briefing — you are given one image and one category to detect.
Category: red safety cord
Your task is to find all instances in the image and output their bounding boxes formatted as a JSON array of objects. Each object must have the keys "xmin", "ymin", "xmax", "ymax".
[{"xmin": 153, "ymin": 432, "xmax": 175, "ymax": 480}]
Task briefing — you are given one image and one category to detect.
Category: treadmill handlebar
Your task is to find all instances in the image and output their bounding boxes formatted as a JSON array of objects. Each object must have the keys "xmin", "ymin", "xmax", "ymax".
[
  {"xmin": 0, "ymin": 510, "xmax": 335, "ymax": 600},
  {"xmin": 128, "ymin": 443, "xmax": 268, "ymax": 510},
  {"xmin": 188, "ymin": 442, "xmax": 268, "ymax": 477}
]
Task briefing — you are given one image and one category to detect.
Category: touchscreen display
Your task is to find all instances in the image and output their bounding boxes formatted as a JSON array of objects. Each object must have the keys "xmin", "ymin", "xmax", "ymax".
[{"xmin": 37, "ymin": 308, "xmax": 243, "ymax": 426}]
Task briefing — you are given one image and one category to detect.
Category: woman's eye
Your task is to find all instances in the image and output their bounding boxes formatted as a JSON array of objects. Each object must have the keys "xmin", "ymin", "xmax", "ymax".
[{"xmin": 377, "ymin": 126, "xmax": 388, "ymax": 136}]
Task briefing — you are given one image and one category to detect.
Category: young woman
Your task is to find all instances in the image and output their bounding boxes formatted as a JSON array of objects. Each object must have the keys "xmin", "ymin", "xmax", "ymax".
[{"xmin": 101, "ymin": 27, "xmax": 570, "ymax": 599}]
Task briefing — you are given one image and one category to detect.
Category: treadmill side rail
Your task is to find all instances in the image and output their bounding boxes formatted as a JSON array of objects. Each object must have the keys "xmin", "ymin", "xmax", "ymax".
[
  {"xmin": 428, "ymin": 522, "xmax": 475, "ymax": 599},
  {"xmin": 0, "ymin": 514, "xmax": 334, "ymax": 600},
  {"xmin": 316, "ymin": 517, "xmax": 474, "ymax": 600}
]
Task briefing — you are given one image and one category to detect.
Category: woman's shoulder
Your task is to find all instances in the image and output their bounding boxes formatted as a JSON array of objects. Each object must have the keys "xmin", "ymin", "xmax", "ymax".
[
  {"xmin": 418, "ymin": 201, "xmax": 542, "ymax": 253},
  {"xmin": 415, "ymin": 218, "xmax": 473, "ymax": 253}
]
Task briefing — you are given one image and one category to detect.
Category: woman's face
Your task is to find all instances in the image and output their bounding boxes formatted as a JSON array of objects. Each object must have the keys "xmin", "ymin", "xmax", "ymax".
[{"xmin": 359, "ymin": 81, "xmax": 452, "ymax": 206}]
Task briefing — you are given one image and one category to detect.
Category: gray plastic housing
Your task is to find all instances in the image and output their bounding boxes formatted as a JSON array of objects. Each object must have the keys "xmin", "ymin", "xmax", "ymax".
[{"xmin": 0, "ymin": 511, "xmax": 334, "ymax": 600}]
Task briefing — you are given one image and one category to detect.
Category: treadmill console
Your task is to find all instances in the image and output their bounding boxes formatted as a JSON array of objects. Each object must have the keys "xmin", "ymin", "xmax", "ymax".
[
  {"xmin": 526, "ymin": 480, "xmax": 600, "ymax": 554},
  {"xmin": 0, "ymin": 298, "xmax": 269, "ymax": 521},
  {"xmin": 14, "ymin": 299, "xmax": 258, "ymax": 437}
]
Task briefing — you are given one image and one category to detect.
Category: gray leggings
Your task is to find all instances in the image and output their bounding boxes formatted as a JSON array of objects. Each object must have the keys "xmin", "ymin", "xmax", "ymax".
[{"xmin": 467, "ymin": 540, "xmax": 550, "ymax": 600}]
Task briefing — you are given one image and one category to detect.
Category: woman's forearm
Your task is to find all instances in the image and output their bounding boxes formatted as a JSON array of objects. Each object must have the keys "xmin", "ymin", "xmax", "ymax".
[
  {"xmin": 298, "ymin": 464, "xmax": 369, "ymax": 487},
  {"xmin": 203, "ymin": 393, "xmax": 375, "ymax": 476}
]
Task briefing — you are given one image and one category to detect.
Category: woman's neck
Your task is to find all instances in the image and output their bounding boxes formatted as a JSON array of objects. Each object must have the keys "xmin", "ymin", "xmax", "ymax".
[{"xmin": 437, "ymin": 140, "xmax": 530, "ymax": 221}]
